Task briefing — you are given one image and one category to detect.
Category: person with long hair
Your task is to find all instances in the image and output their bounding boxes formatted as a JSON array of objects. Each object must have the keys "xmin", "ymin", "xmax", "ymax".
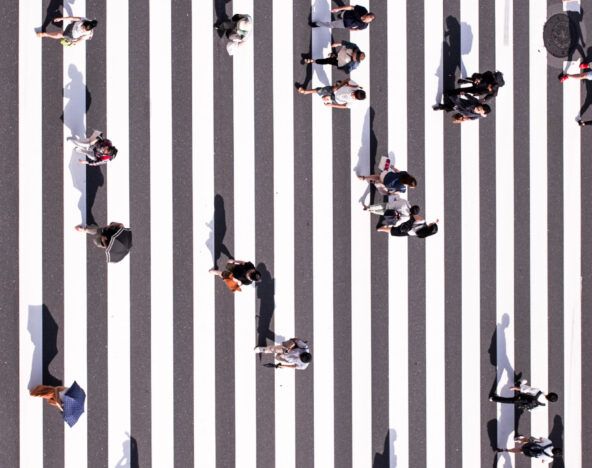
[{"xmin": 358, "ymin": 168, "xmax": 417, "ymax": 195}]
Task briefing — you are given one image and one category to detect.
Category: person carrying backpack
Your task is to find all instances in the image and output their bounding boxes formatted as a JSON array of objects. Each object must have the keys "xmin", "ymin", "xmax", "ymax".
[
  {"xmin": 497, "ymin": 435, "xmax": 562, "ymax": 463},
  {"xmin": 304, "ymin": 40, "xmax": 366, "ymax": 74},
  {"xmin": 489, "ymin": 378, "xmax": 558, "ymax": 411},
  {"xmin": 69, "ymin": 130, "xmax": 118, "ymax": 166}
]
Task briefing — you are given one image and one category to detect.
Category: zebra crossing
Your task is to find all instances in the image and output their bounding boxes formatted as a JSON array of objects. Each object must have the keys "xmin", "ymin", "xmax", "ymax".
[{"xmin": 0, "ymin": 0, "xmax": 590, "ymax": 467}]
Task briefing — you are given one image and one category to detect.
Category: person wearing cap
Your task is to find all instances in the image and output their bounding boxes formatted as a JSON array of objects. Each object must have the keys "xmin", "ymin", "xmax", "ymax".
[
  {"xmin": 304, "ymin": 40, "xmax": 366, "ymax": 74},
  {"xmin": 255, "ymin": 338, "xmax": 312, "ymax": 370},
  {"xmin": 311, "ymin": 4, "xmax": 376, "ymax": 31},
  {"xmin": 297, "ymin": 79, "xmax": 366, "ymax": 109}
]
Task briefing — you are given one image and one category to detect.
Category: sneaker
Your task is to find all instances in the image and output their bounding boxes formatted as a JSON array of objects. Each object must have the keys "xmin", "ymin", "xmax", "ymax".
[
  {"xmin": 578, "ymin": 119, "xmax": 587, "ymax": 127},
  {"xmin": 580, "ymin": 62, "xmax": 590, "ymax": 70},
  {"xmin": 254, "ymin": 346, "xmax": 263, "ymax": 353},
  {"xmin": 559, "ymin": 74, "xmax": 569, "ymax": 83},
  {"xmin": 495, "ymin": 448, "xmax": 505, "ymax": 453},
  {"xmin": 310, "ymin": 21, "xmax": 318, "ymax": 28}
]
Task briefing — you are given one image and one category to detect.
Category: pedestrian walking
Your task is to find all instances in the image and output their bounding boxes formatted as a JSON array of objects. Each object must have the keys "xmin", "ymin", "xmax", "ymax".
[
  {"xmin": 210, "ymin": 259, "xmax": 261, "ymax": 293},
  {"xmin": 30, "ymin": 384, "xmax": 68, "ymax": 411},
  {"xmin": 433, "ymin": 94, "xmax": 491, "ymax": 123},
  {"xmin": 75, "ymin": 222, "xmax": 125, "ymax": 249},
  {"xmin": 69, "ymin": 130, "xmax": 118, "ymax": 166},
  {"xmin": 364, "ymin": 199, "xmax": 420, "ymax": 228},
  {"xmin": 304, "ymin": 40, "xmax": 366, "ymax": 74},
  {"xmin": 255, "ymin": 338, "xmax": 312, "ymax": 370},
  {"xmin": 358, "ymin": 169, "xmax": 417, "ymax": 195},
  {"xmin": 377, "ymin": 213, "xmax": 439, "ymax": 238},
  {"xmin": 448, "ymin": 70, "xmax": 505, "ymax": 102},
  {"xmin": 215, "ymin": 14, "xmax": 253, "ymax": 55},
  {"xmin": 490, "ymin": 379, "xmax": 558, "ymax": 411},
  {"xmin": 37, "ymin": 16, "xmax": 97, "ymax": 46},
  {"xmin": 496, "ymin": 436, "xmax": 561, "ymax": 463},
  {"xmin": 297, "ymin": 79, "xmax": 366, "ymax": 109},
  {"xmin": 559, "ymin": 62, "xmax": 592, "ymax": 83},
  {"xmin": 30, "ymin": 381, "xmax": 86, "ymax": 427},
  {"xmin": 311, "ymin": 4, "xmax": 375, "ymax": 31}
]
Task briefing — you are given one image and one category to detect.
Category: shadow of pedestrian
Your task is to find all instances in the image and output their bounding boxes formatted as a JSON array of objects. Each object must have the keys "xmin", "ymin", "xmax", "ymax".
[
  {"xmin": 567, "ymin": 8, "xmax": 586, "ymax": 64},
  {"xmin": 436, "ymin": 16, "xmax": 472, "ymax": 104},
  {"xmin": 549, "ymin": 415, "xmax": 564, "ymax": 468},
  {"xmin": 372, "ymin": 429, "xmax": 396, "ymax": 467},
  {"xmin": 64, "ymin": 64, "xmax": 99, "ymax": 225},
  {"xmin": 256, "ymin": 262, "xmax": 275, "ymax": 348},
  {"xmin": 28, "ymin": 305, "xmax": 62, "ymax": 390},
  {"xmin": 354, "ymin": 107, "xmax": 379, "ymax": 206},
  {"xmin": 213, "ymin": 194, "xmax": 234, "ymax": 268},
  {"xmin": 40, "ymin": 0, "xmax": 74, "ymax": 32},
  {"xmin": 114, "ymin": 432, "xmax": 139, "ymax": 468}
]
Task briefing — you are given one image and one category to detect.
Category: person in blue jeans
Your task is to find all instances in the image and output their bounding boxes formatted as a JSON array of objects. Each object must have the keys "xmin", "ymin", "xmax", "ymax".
[{"xmin": 311, "ymin": 4, "xmax": 375, "ymax": 31}]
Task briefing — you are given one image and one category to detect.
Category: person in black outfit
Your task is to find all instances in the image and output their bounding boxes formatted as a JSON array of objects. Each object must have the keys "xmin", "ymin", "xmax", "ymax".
[
  {"xmin": 448, "ymin": 71, "xmax": 505, "ymax": 102},
  {"xmin": 312, "ymin": 4, "xmax": 376, "ymax": 31},
  {"xmin": 433, "ymin": 94, "xmax": 491, "ymax": 123},
  {"xmin": 209, "ymin": 259, "xmax": 261, "ymax": 289}
]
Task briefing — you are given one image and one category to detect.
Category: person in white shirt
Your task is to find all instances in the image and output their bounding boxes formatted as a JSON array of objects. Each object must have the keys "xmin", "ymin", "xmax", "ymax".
[
  {"xmin": 297, "ymin": 79, "xmax": 366, "ymax": 109},
  {"xmin": 255, "ymin": 338, "xmax": 311, "ymax": 370},
  {"xmin": 497, "ymin": 435, "xmax": 561, "ymax": 463},
  {"xmin": 490, "ymin": 378, "xmax": 558, "ymax": 410},
  {"xmin": 37, "ymin": 17, "xmax": 98, "ymax": 45}
]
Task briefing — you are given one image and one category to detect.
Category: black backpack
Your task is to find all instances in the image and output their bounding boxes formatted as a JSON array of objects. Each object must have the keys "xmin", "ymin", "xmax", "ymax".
[
  {"xmin": 493, "ymin": 71, "xmax": 505, "ymax": 88},
  {"xmin": 522, "ymin": 442, "xmax": 552, "ymax": 458},
  {"xmin": 516, "ymin": 391, "xmax": 545, "ymax": 411}
]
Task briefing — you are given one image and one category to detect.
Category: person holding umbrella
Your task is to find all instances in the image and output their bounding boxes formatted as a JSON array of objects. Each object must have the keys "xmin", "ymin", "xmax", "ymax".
[
  {"xmin": 30, "ymin": 381, "xmax": 86, "ymax": 427},
  {"xmin": 75, "ymin": 222, "xmax": 132, "ymax": 262}
]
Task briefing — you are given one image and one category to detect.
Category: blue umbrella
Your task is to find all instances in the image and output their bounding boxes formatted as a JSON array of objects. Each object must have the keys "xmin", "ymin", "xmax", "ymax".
[{"xmin": 62, "ymin": 381, "xmax": 86, "ymax": 427}]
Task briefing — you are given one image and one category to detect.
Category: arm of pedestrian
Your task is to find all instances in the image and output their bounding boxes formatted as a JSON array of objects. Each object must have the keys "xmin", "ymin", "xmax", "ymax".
[
  {"xmin": 326, "ymin": 103, "xmax": 348, "ymax": 109},
  {"xmin": 376, "ymin": 226, "xmax": 391, "ymax": 233},
  {"xmin": 331, "ymin": 6, "xmax": 353, "ymax": 12}
]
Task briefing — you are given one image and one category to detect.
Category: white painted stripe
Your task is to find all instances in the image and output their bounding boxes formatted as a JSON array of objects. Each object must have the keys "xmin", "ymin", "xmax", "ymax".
[
  {"xmin": 63, "ymin": 2, "xmax": 88, "ymax": 466},
  {"xmin": 193, "ymin": 0, "xmax": 217, "ymax": 465},
  {"xmin": 349, "ymin": 6, "xmax": 372, "ymax": 466},
  {"xmin": 424, "ymin": 0, "xmax": 446, "ymax": 466},
  {"xmin": 106, "ymin": 1, "xmax": 132, "ymax": 466},
  {"xmin": 149, "ymin": 1, "xmax": 174, "ymax": 466},
  {"xmin": 387, "ymin": 1, "xmax": 409, "ymax": 467},
  {"xmin": 563, "ymin": 59, "xmax": 583, "ymax": 468},
  {"xmin": 311, "ymin": 2, "xmax": 335, "ymax": 467},
  {"xmin": 494, "ymin": 0, "xmax": 515, "ymax": 462},
  {"xmin": 529, "ymin": 0, "xmax": 549, "ymax": 445},
  {"xmin": 18, "ymin": 2, "xmax": 43, "ymax": 466},
  {"xmin": 231, "ymin": 2, "xmax": 257, "ymax": 467},
  {"xmin": 272, "ymin": 2, "xmax": 297, "ymax": 468},
  {"xmin": 459, "ymin": 2, "xmax": 481, "ymax": 467}
]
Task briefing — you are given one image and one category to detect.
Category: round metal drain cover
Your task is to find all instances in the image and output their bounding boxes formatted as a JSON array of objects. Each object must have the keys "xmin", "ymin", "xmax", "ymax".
[{"xmin": 544, "ymin": 13, "xmax": 573, "ymax": 58}]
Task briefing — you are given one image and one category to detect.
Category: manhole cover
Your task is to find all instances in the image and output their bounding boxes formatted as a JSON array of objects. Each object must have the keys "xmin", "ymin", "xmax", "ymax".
[{"xmin": 544, "ymin": 13, "xmax": 573, "ymax": 58}]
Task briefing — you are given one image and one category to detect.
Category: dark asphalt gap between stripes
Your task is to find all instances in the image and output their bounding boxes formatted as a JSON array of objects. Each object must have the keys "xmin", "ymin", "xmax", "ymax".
[
  {"xmin": 171, "ymin": 0, "xmax": 195, "ymax": 465},
  {"xmin": 213, "ymin": 1, "xmax": 236, "ymax": 465},
  {"xmin": 129, "ymin": 2, "xmax": 153, "ymax": 466},
  {"xmin": 85, "ymin": 2, "xmax": 109, "ymax": 466},
  {"xmin": 253, "ymin": 2, "xmax": 276, "ymax": 468},
  {"xmin": 367, "ymin": 1, "xmax": 391, "ymax": 465},
  {"xmin": 478, "ymin": 0, "xmax": 498, "ymax": 464},
  {"xmin": 406, "ymin": 0, "xmax": 428, "ymax": 466},
  {"xmin": 512, "ymin": 2, "xmax": 532, "ymax": 467},
  {"xmin": 41, "ymin": 2, "xmax": 66, "ymax": 464},
  {"xmin": 0, "ymin": 0, "xmax": 20, "ymax": 463},
  {"xmin": 292, "ymin": 2, "xmax": 315, "ymax": 467}
]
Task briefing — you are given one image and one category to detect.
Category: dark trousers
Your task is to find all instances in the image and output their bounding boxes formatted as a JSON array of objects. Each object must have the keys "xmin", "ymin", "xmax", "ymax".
[
  {"xmin": 315, "ymin": 56, "xmax": 339, "ymax": 66},
  {"xmin": 491, "ymin": 395, "xmax": 519, "ymax": 404}
]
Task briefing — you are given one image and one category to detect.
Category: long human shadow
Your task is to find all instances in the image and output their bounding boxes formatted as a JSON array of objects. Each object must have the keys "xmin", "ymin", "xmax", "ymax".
[
  {"xmin": 213, "ymin": 194, "xmax": 233, "ymax": 268},
  {"xmin": 548, "ymin": 415, "xmax": 564, "ymax": 468},
  {"xmin": 354, "ymin": 107, "xmax": 379, "ymax": 206},
  {"xmin": 436, "ymin": 16, "xmax": 472, "ymax": 104},
  {"xmin": 372, "ymin": 429, "xmax": 396, "ymax": 467},
  {"xmin": 40, "ymin": 0, "xmax": 74, "ymax": 32},
  {"xmin": 487, "ymin": 313, "xmax": 516, "ymax": 468},
  {"xmin": 256, "ymin": 262, "xmax": 275, "ymax": 348},
  {"xmin": 297, "ymin": 35, "xmax": 314, "ymax": 90},
  {"xmin": 213, "ymin": 0, "xmax": 231, "ymax": 35},
  {"xmin": 115, "ymin": 433, "xmax": 139, "ymax": 468},
  {"xmin": 28, "ymin": 305, "xmax": 62, "ymax": 389},
  {"xmin": 567, "ymin": 7, "xmax": 586, "ymax": 64},
  {"xmin": 63, "ymin": 64, "xmax": 101, "ymax": 225}
]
